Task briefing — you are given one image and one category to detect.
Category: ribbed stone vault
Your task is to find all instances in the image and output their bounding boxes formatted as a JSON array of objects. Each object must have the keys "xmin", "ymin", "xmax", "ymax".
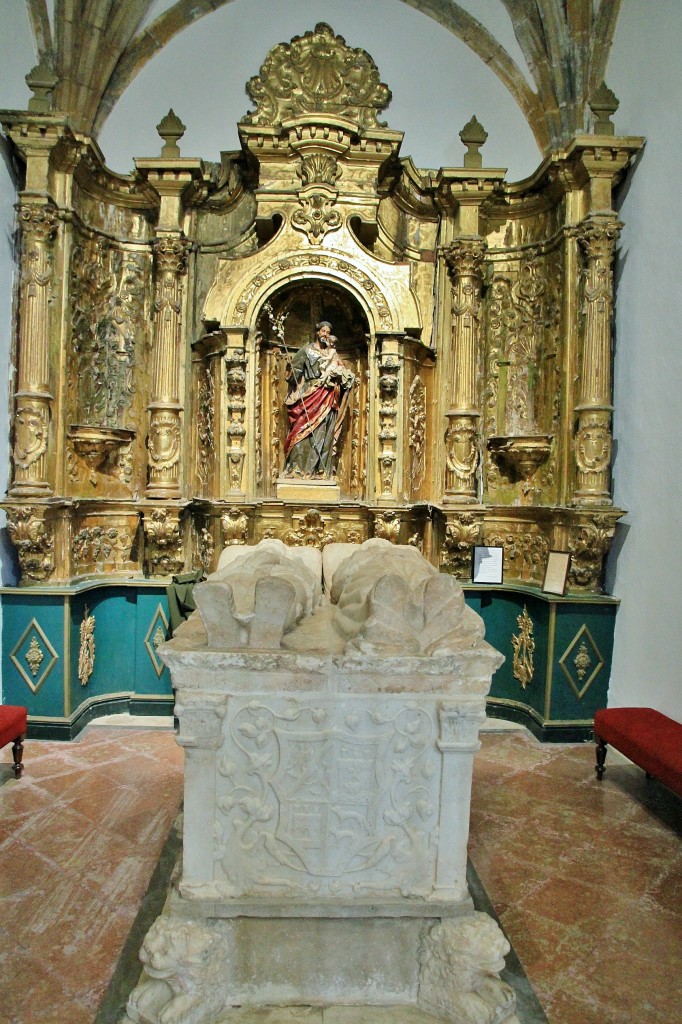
[{"xmin": 23, "ymin": 0, "xmax": 622, "ymax": 153}]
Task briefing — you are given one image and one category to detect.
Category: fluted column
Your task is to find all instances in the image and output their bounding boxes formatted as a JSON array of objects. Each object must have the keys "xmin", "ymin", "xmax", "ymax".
[
  {"xmin": 146, "ymin": 235, "xmax": 190, "ymax": 498},
  {"xmin": 11, "ymin": 204, "xmax": 59, "ymax": 496},
  {"xmin": 573, "ymin": 215, "xmax": 621, "ymax": 504},
  {"xmin": 442, "ymin": 238, "xmax": 487, "ymax": 503}
]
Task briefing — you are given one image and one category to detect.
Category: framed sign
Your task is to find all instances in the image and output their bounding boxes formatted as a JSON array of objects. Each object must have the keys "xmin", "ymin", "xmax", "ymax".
[
  {"xmin": 472, "ymin": 546, "xmax": 504, "ymax": 585},
  {"xmin": 542, "ymin": 551, "xmax": 571, "ymax": 595}
]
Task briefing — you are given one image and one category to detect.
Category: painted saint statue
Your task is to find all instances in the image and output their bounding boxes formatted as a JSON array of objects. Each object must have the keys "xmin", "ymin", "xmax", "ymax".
[{"xmin": 283, "ymin": 321, "xmax": 355, "ymax": 478}]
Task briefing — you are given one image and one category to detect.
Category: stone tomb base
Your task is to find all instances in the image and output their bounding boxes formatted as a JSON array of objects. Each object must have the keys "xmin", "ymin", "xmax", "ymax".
[
  {"xmin": 124, "ymin": 541, "xmax": 518, "ymax": 1024},
  {"xmin": 126, "ymin": 899, "xmax": 519, "ymax": 1024}
]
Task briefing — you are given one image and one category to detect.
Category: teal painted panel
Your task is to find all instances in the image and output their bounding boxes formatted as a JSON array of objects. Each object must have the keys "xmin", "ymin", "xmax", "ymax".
[
  {"xmin": 68, "ymin": 589, "xmax": 138, "ymax": 718},
  {"xmin": 549, "ymin": 603, "xmax": 616, "ymax": 722},
  {"xmin": 466, "ymin": 591, "xmax": 549, "ymax": 719},
  {"xmin": 1, "ymin": 594, "xmax": 66, "ymax": 718},
  {"xmin": 135, "ymin": 589, "xmax": 173, "ymax": 696}
]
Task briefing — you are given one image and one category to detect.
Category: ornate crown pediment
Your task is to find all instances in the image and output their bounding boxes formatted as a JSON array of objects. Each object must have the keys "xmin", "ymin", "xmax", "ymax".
[{"xmin": 243, "ymin": 22, "xmax": 391, "ymax": 129}]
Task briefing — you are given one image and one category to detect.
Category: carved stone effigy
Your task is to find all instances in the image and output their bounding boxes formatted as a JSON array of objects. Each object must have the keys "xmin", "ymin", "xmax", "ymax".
[{"xmin": 124, "ymin": 539, "xmax": 516, "ymax": 1024}]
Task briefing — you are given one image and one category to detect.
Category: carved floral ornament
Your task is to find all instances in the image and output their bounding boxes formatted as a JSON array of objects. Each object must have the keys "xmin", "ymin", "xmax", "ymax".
[
  {"xmin": 78, "ymin": 606, "xmax": 96, "ymax": 686},
  {"xmin": 243, "ymin": 22, "xmax": 391, "ymax": 129},
  {"xmin": 511, "ymin": 606, "xmax": 535, "ymax": 689},
  {"xmin": 5, "ymin": 505, "xmax": 54, "ymax": 582},
  {"xmin": 13, "ymin": 401, "xmax": 49, "ymax": 471}
]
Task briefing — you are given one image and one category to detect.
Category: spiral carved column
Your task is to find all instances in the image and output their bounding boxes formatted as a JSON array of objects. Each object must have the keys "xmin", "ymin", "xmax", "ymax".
[
  {"xmin": 442, "ymin": 238, "xmax": 487, "ymax": 504},
  {"xmin": 11, "ymin": 204, "xmax": 59, "ymax": 496},
  {"xmin": 573, "ymin": 216, "xmax": 622, "ymax": 505},
  {"xmin": 146, "ymin": 236, "xmax": 191, "ymax": 499}
]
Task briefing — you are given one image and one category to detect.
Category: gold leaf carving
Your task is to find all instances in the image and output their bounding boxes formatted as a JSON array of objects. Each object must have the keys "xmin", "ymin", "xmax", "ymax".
[
  {"xmin": 511, "ymin": 606, "xmax": 534, "ymax": 689},
  {"xmin": 573, "ymin": 642, "xmax": 592, "ymax": 680},
  {"xmin": 282, "ymin": 508, "xmax": 338, "ymax": 548},
  {"xmin": 221, "ymin": 508, "xmax": 249, "ymax": 547},
  {"xmin": 244, "ymin": 23, "xmax": 391, "ymax": 129},
  {"xmin": 374, "ymin": 511, "xmax": 401, "ymax": 544},
  {"xmin": 6, "ymin": 506, "xmax": 54, "ymax": 582},
  {"xmin": 78, "ymin": 607, "xmax": 96, "ymax": 686},
  {"xmin": 26, "ymin": 636, "xmax": 44, "ymax": 677}
]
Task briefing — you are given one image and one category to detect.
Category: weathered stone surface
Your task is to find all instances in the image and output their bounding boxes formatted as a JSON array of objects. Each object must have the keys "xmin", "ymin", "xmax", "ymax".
[{"xmin": 131, "ymin": 540, "xmax": 511, "ymax": 1022}]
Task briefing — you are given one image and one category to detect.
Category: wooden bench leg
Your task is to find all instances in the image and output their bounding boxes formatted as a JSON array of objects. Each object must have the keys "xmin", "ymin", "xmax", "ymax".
[
  {"xmin": 595, "ymin": 735, "xmax": 607, "ymax": 780},
  {"xmin": 11, "ymin": 733, "xmax": 25, "ymax": 779}
]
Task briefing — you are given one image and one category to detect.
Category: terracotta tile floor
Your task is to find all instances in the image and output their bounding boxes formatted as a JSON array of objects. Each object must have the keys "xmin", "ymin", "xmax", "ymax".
[{"xmin": 0, "ymin": 720, "xmax": 680, "ymax": 1024}]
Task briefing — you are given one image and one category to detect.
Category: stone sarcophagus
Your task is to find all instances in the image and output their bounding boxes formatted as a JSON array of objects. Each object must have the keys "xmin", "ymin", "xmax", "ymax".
[{"xmin": 124, "ymin": 540, "xmax": 517, "ymax": 1024}]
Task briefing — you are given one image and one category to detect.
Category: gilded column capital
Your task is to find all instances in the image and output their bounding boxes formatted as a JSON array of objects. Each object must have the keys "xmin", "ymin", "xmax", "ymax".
[
  {"xmin": 17, "ymin": 202, "xmax": 60, "ymax": 242},
  {"xmin": 442, "ymin": 237, "xmax": 487, "ymax": 281},
  {"xmin": 153, "ymin": 234, "xmax": 191, "ymax": 276},
  {"xmin": 577, "ymin": 215, "xmax": 622, "ymax": 261}
]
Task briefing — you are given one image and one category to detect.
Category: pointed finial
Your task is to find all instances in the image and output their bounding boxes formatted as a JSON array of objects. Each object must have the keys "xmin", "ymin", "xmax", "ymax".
[
  {"xmin": 589, "ymin": 83, "xmax": 619, "ymax": 136},
  {"xmin": 459, "ymin": 115, "xmax": 488, "ymax": 168},
  {"xmin": 156, "ymin": 109, "xmax": 186, "ymax": 158},
  {"xmin": 25, "ymin": 54, "xmax": 58, "ymax": 114}
]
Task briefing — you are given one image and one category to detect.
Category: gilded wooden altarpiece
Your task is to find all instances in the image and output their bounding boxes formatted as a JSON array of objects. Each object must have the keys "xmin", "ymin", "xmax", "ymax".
[{"xmin": 1, "ymin": 23, "xmax": 643, "ymax": 597}]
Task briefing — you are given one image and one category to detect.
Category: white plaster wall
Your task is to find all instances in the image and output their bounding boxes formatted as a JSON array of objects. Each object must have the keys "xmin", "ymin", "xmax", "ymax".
[
  {"xmin": 98, "ymin": 0, "xmax": 539, "ymax": 181},
  {"xmin": 0, "ymin": 6, "xmax": 35, "ymax": 699},
  {"xmin": 605, "ymin": 0, "xmax": 682, "ymax": 719}
]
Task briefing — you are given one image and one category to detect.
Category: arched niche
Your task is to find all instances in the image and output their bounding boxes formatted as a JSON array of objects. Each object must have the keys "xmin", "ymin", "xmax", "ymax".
[{"xmin": 255, "ymin": 280, "xmax": 370, "ymax": 501}]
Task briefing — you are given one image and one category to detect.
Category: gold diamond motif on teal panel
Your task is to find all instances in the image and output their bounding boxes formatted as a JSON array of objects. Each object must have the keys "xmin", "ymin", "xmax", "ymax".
[
  {"xmin": 10, "ymin": 618, "xmax": 59, "ymax": 694},
  {"xmin": 144, "ymin": 604, "xmax": 169, "ymax": 678},
  {"xmin": 558, "ymin": 624, "xmax": 605, "ymax": 700}
]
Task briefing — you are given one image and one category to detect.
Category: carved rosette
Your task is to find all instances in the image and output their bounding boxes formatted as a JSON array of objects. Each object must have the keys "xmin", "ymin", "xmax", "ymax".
[
  {"xmin": 377, "ymin": 348, "xmax": 401, "ymax": 499},
  {"xmin": 567, "ymin": 513, "xmax": 617, "ymax": 591},
  {"xmin": 225, "ymin": 348, "xmax": 247, "ymax": 495},
  {"xmin": 442, "ymin": 511, "xmax": 484, "ymax": 578},
  {"xmin": 143, "ymin": 508, "xmax": 185, "ymax": 576},
  {"xmin": 574, "ymin": 216, "xmax": 621, "ymax": 504},
  {"xmin": 12, "ymin": 204, "xmax": 59, "ymax": 496},
  {"xmin": 147, "ymin": 236, "xmax": 190, "ymax": 499},
  {"xmin": 5, "ymin": 505, "xmax": 55, "ymax": 582},
  {"xmin": 442, "ymin": 238, "xmax": 487, "ymax": 503}
]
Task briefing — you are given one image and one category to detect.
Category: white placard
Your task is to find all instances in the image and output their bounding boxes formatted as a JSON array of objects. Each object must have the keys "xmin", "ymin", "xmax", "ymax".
[{"xmin": 472, "ymin": 546, "xmax": 504, "ymax": 584}]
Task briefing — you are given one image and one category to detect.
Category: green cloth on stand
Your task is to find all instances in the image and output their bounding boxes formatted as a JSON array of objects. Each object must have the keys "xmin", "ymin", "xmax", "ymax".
[{"xmin": 166, "ymin": 569, "xmax": 206, "ymax": 635}]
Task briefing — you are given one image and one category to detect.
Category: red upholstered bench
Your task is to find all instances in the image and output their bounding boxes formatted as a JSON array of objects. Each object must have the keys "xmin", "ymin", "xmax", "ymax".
[
  {"xmin": 594, "ymin": 707, "xmax": 682, "ymax": 799},
  {"xmin": 0, "ymin": 705, "xmax": 27, "ymax": 779}
]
